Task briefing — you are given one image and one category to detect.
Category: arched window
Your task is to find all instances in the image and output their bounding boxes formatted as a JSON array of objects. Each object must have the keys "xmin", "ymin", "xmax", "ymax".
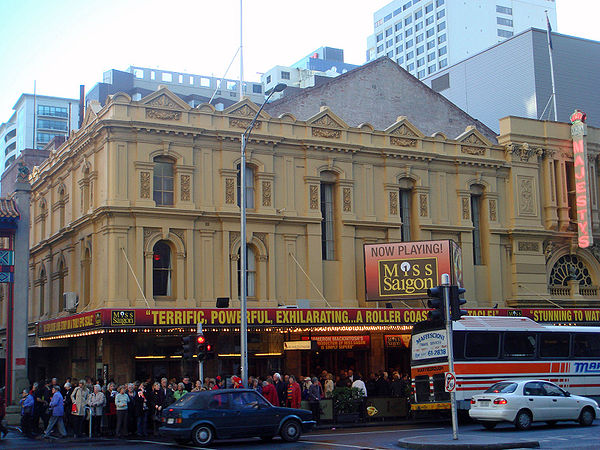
[
  {"xmin": 398, "ymin": 178, "xmax": 415, "ymax": 242},
  {"xmin": 153, "ymin": 156, "xmax": 174, "ymax": 206},
  {"xmin": 39, "ymin": 265, "xmax": 46, "ymax": 316},
  {"xmin": 58, "ymin": 187, "xmax": 65, "ymax": 229},
  {"xmin": 237, "ymin": 163, "xmax": 255, "ymax": 209},
  {"xmin": 82, "ymin": 247, "xmax": 91, "ymax": 307},
  {"xmin": 57, "ymin": 259, "xmax": 66, "ymax": 311},
  {"xmin": 40, "ymin": 200, "xmax": 47, "ymax": 240},
  {"xmin": 320, "ymin": 171, "xmax": 337, "ymax": 260},
  {"xmin": 153, "ymin": 240, "xmax": 173, "ymax": 297},
  {"xmin": 237, "ymin": 246, "xmax": 256, "ymax": 298},
  {"xmin": 549, "ymin": 255, "xmax": 592, "ymax": 286}
]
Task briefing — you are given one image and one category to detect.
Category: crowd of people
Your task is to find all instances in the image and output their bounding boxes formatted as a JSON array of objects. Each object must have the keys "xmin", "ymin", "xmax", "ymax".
[{"xmin": 17, "ymin": 369, "xmax": 411, "ymax": 439}]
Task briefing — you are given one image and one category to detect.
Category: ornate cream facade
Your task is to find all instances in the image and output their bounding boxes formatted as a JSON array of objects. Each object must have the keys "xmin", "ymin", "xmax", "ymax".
[{"xmin": 26, "ymin": 88, "xmax": 600, "ymax": 325}]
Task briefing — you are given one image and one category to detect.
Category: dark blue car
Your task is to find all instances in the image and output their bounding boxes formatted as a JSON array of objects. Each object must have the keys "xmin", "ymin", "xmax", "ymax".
[{"xmin": 159, "ymin": 389, "xmax": 316, "ymax": 446}]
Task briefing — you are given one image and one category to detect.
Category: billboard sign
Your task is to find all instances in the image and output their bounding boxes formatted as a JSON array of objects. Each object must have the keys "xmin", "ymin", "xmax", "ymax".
[
  {"xmin": 571, "ymin": 110, "xmax": 593, "ymax": 248},
  {"xmin": 363, "ymin": 240, "xmax": 463, "ymax": 301}
]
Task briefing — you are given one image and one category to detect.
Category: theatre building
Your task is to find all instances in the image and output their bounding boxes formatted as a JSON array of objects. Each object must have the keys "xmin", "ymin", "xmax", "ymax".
[{"xmin": 21, "ymin": 75, "xmax": 600, "ymax": 382}]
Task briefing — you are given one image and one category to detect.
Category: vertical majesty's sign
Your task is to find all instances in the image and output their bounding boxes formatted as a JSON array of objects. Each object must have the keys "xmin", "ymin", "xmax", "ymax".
[
  {"xmin": 363, "ymin": 240, "xmax": 463, "ymax": 301},
  {"xmin": 571, "ymin": 110, "xmax": 593, "ymax": 248}
]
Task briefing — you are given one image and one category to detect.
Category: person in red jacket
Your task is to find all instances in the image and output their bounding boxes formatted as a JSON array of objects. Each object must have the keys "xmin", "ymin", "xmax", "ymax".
[
  {"xmin": 286, "ymin": 376, "xmax": 302, "ymax": 409},
  {"xmin": 261, "ymin": 378, "xmax": 279, "ymax": 406}
]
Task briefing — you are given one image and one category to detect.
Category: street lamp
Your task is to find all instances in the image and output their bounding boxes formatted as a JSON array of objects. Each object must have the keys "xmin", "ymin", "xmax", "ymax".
[{"xmin": 240, "ymin": 82, "xmax": 286, "ymax": 387}]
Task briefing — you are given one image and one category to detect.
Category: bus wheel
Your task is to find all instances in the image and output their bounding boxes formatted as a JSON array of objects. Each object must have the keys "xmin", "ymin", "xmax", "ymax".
[
  {"xmin": 482, "ymin": 422, "xmax": 497, "ymax": 430},
  {"xmin": 515, "ymin": 410, "xmax": 532, "ymax": 431}
]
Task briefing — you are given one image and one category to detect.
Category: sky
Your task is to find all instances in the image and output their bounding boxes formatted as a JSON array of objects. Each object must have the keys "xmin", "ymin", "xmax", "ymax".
[{"xmin": 0, "ymin": 0, "xmax": 598, "ymax": 120}]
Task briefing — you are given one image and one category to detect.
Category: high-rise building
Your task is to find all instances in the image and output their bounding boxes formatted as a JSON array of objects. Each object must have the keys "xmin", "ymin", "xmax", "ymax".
[
  {"xmin": 0, "ymin": 94, "xmax": 79, "ymax": 175},
  {"xmin": 366, "ymin": 0, "xmax": 557, "ymax": 79}
]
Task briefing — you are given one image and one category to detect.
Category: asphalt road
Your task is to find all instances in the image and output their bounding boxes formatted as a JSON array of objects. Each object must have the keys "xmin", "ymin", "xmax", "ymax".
[{"xmin": 1, "ymin": 420, "xmax": 598, "ymax": 449}]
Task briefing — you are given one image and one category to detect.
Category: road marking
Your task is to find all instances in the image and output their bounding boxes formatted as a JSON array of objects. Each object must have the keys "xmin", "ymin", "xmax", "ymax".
[
  {"xmin": 134, "ymin": 439, "xmax": 216, "ymax": 449},
  {"xmin": 301, "ymin": 439, "xmax": 385, "ymax": 449},
  {"xmin": 305, "ymin": 427, "xmax": 445, "ymax": 438}
]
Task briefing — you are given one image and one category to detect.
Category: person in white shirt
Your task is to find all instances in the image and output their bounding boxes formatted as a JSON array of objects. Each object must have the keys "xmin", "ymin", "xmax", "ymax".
[{"xmin": 351, "ymin": 374, "xmax": 367, "ymax": 397}]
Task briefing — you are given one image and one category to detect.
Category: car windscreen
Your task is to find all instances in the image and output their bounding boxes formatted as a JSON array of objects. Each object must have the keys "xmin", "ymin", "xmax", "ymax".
[
  {"xmin": 484, "ymin": 382, "xmax": 517, "ymax": 394},
  {"xmin": 172, "ymin": 393, "xmax": 205, "ymax": 408}
]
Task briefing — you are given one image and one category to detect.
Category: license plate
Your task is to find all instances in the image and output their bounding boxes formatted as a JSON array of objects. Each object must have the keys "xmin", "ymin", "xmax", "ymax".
[
  {"xmin": 479, "ymin": 400, "xmax": 490, "ymax": 406},
  {"xmin": 167, "ymin": 418, "xmax": 174, "ymax": 424}
]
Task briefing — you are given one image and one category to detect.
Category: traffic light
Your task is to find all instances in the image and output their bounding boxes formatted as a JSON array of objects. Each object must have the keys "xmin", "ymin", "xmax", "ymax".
[
  {"xmin": 182, "ymin": 335, "xmax": 195, "ymax": 360},
  {"xmin": 205, "ymin": 343, "xmax": 215, "ymax": 360},
  {"xmin": 196, "ymin": 334, "xmax": 207, "ymax": 361},
  {"xmin": 449, "ymin": 286, "xmax": 467, "ymax": 321},
  {"xmin": 427, "ymin": 285, "xmax": 445, "ymax": 322}
]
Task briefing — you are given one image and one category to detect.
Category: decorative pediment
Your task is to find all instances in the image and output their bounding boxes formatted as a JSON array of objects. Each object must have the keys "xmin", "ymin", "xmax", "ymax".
[
  {"xmin": 223, "ymin": 99, "xmax": 270, "ymax": 119},
  {"xmin": 141, "ymin": 88, "xmax": 190, "ymax": 110},
  {"xmin": 307, "ymin": 108, "xmax": 348, "ymax": 129},
  {"xmin": 80, "ymin": 102, "xmax": 99, "ymax": 128},
  {"xmin": 385, "ymin": 117, "xmax": 423, "ymax": 147},
  {"xmin": 456, "ymin": 127, "xmax": 492, "ymax": 156},
  {"xmin": 196, "ymin": 103, "xmax": 215, "ymax": 112}
]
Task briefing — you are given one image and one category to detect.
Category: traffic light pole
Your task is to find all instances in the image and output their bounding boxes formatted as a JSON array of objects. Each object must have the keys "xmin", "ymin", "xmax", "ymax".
[
  {"xmin": 199, "ymin": 360, "xmax": 204, "ymax": 388},
  {"xmin": 442, "ymin": 274, "xmax": 458, "ymax": 440}
]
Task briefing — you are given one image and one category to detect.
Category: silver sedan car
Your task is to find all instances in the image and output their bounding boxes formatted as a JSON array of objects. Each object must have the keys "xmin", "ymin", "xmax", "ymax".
[{"xmin": 469, "ymin": 380, "xmax": 600, "ymax": 430}]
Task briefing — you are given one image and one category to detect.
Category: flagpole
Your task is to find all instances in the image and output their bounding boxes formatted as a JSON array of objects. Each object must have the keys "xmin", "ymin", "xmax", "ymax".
[
  {"xmin": 239, "ymin": 0, "xmax": 244, "ymax": 101},
  {"xmin": 546, "ymin": 11, "xmax": 558, "ymax": 121}
]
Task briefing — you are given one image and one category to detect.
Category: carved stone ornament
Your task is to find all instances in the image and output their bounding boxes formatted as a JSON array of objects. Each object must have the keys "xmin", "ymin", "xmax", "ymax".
[
  {"xmin": 230, "ymin": 231, "xmax": 241, "ymax": 249},
  {"xmin": 313, "ymin": 114, "xmax": 340, "ymax": 128},
  {"xmin": 146, "ymin": 109, "xmax": 181, "ymax": 120},
  {"xmin": 262, "ymin": 181, "xmax": 272, "ymax": 207},
  {"xmin": 254, "ymin": 232, "xmax": 267, "ymax": 247},
  {"xmin": 140, "ymin": 171, "xmax": 151, "ymax": 199},
  {"xmin": 505, "ymin": 143, "xmax": 544, "ymax": 162},
  {"xmin": 230, "ymin": 117, "xmax": 261, "ymax": 130},
  {"xmin": 225, "ymin": 178, "xmax": 235, "ymax": 204},
  {"xmin": 312, "ymin": 127, "xmax": 341, "ymax": 139},
  {"xmin": 389, "ymin": 191, "xmax": 398, "ymax": 215},
  {"xmin": 462, "ymin": 198, "xmax": 470, "ymax": 220},
  {"xmin": 143, "ymin": 227, "xmax": 160, "ymax": 245},
  {"xmin": 489, "ymin": 199, "xmax": 497, "ymax": 221},
  {"xmin": 461, "ymin": 146, "xmax": 486, "ymax": 156},
  {"xmin": 462, "ymin": 133, "xmax": 485, "ymax": 146},
  {"xmin": 391, "ymin": 124, "xmax": 418, "ymax": 137},
  {"xmin": 230, "ymin": 104, "xmax": 256, "ymax": 118},
  {"xmin": 589, "ymin": 243, "xmax": 600, "ymax": 264},
  {"xmin": 171, "ymin": 229, "xmax": 186, "ymax": 243},
  {"xmin": 419, "ymin": 194, "xmax": 428, "ymax": 217},
  {"xmin": 343, "ymin": 188, "xmax": 352, "ymax": 212},
  {"xmin": 310, "ymin": 185, "xmax": 319, "ymax": 209},
  {"xmin": 180, "ymin": 175, "xmax": 191, "ymax": 201},
  {"xmin": 543, "ymin": 240, "xmax": 557, "ymax": 261},
  {"xmin": 519, "ymin": 178, "xmax": 534, "ymax": 214},
  {"xmin": 390, "ymin": 136, "xmax": 417, "ymax": 147},
  {"xmin": 148, "ymin": 94, "xmax": 180, "ymax": 109},
  {"xmin": 518, "ymin": 241, "xmax": 539, "ymax": 252}
]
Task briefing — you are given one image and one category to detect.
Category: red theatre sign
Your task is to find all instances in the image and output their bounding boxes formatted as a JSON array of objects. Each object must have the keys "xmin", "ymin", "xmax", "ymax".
[{"xmin": 570, "ymin": 110, "xmax": 592, "ymax": 248}]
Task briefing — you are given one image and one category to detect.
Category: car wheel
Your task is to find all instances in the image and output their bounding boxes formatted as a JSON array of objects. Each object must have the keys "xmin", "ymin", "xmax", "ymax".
[
  {"xmin": 191, "ymin": 425, "xmax": 214, "ymax": 446},
  {"xmin": 515, "ymin": 410, "xmax": 532, "ymax": 431},
  {"xmin": 482, "ymin": 422, "xmax": 497, "ymax": 430},
  {"xmin": 579, "ymin": 407, "xmax": 595, "ymax": 426},
  {"xmin": 280, "ymin": 419, "xmax": 301, "ymax": 442}
]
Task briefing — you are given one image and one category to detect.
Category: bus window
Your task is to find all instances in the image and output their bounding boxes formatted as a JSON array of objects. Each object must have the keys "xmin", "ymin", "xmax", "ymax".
[
  {"xmin": 453, "ymin": 331, "xmax": 465, "ymax": 360},
  {"xmin": 503, "ymin": 332, "xmax": 536, "ymax": 358},
  {"xmin": 465, "ymin": 332, "xmax": 499, "ymax": 358},
  {"xmin": 573, "ymin": 333, "xmax": 600, "ymax": 358},
  {"xmin": 539, "ymin": 332, "xmax": 570, "ymax": 358}
]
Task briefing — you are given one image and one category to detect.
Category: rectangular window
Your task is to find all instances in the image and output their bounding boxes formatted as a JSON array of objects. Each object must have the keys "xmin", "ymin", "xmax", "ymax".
[
  {"xmin": 496, "ymin": 5, "xmax": 512, "ymax": 15},
  {"xmin": 281, "ymin": 71, "xmax": 290, "ymax": 80},
  {"xmin": 497, "ymin": 17, "xmax": 513, "ymax": 26},
  {"xmin": 416, "ymin": 33, "xmax": 424, "ymax": 43},
  {"xmin": 436, "ymin": 0, "xmax": 444, "ymax": 6},
  {"xmin": 437, "ymin": 21, "xmax": 446, "ymax": 32},
  {"xmin": 200, "ymin": 77, "xmax": 210, "ymax": 87},
  {"xmin": 497, "ymin": 29, "xmax": 513, "ymax": 37},
  {"xmin": 415, "ymin": 10, "xmax": 423, "ymax": 20},
  {"xmin": 406, "ymin": 51, "xmax": 414, "ymax": 59},
  {"xmin": 37, "ymin": 119, "xmax": 68, "ymax": 131},
  {"xmin": 386, "ymin": 39, "xmax": 393, "ymax": 48},
  {"xmin": 384, "ymin": 13, "xmax": 392, "ymax": 22},
  {"xmin": 425, "ymin": 3, "xmax": 433, "ymax": 13},
  {"xmin": 395, "ymin": 22, "xmax": 402, "ymax": 32},
  {"xmin": 504, "ymin": 332, "xmax": 536, "ymax": 358},
  {"xmin": 399, "ymin": 189, "xmax": 412, "ymax": 241},
  {"xmin": 161, "ymin": 72, "xmax": 172, "ymax": 82},
  {"xmin": 465, "ymin": 332, "xmax": 500, "ymax": 358},
  {"xmin": 574, "ymin": 333, "xmax": 600, "ymax": 358},
  {"xmin": 426, "ymin": 28, "xmax": 435, "ymax": 38},
  {"xmin": 385, "ymin": 27, "xmax": 393, "ymax": 37},
  {"xmin": 417, "ymin": 57, "xmax": 425, "ymax": 67},
  {"xmin": 405, "ymin": 28, "xmax": 413, "ymax": 37},
  {"xmin": 396, "ymin": 46, "xmax": 403, "ymax": 55},
  {"xmin": 438, "ymin": 58, "xmax": 447, "ymax": 69},
  {"xmin": 428, "ymin": 64, "xmax": 436, "ymax": 74},
  {"xmin": 377, "ymin": 32, "xmax": 384, "ymax": 42},
  {"xmin": 252, "ymin": 84, "xmax": 262, "ymax": 94},
  {"xmin": 438, "ymin": 46, "xmax": 447, "ymax": 56},
  {"xmin": 403, "ymin": 1, "xmax": 412, "ymax": 10},
  {"xmin": 406, "ymin": 39, "xmax": 413, "ymax": 48},
  {"xmin": 415, "ymin": 22, "xmax": 423, "ymax": 31},
  {"xmin": 427, "ymin": 40, "xmax": 435, "ymax": 49},
  {"xmin": 407, "ymin": 63, "xmax": 415, "ymax": 71},
  {"xmin": 396, "ymin": 56, "xmax": 404, "ymax": 64},
  {"xmin": 471, "ymin": 194, "xmax": 482, "ymax": 265},
  {"xmin": 426, "ymin": 15, "xmax": 434, "ymax": 25},
  {"xmin": 377, "ymin": 44, "xmax": 384, "ymax": 53},
  {"xmin": 427, "ymin": 52, "xmax": 436, "ymax": 62},
  {"xmin": 321, "ymin": 183, "xmax": 335, "ymax": 260},
  {"xmin": 417, "ymin": 46, "xmax": 424, "ymax": 55},
  {"xmin": 405, "ymin": 16, "xmax": 413, "ymax": 26},
  {"xmin": 540, "ymin": 333, "xmax": 570, "ymax": 358},
  {"xmin": 417, "ymin": 69, "xmax": 425, "ymax": 79},
  {"xmin": 438, "ymin": 34, "xmax": 446, "ymax": 44},
  {"xmin": 387, "ymin": 51, "xmax": 394, "ymax": 58},
  {"xmin": 266, "ymin": 75, "xmax": 271, "ymax": 84},
  {"xmin": 37, "ymin": 105, "xmax": 68, "ymax": 118},
  {"xmin": 437, "ymin": 9, "xmax": 445, "ymax": 19},
  {"xmin": 394, "ymin": 7, "xmax": 402, "ymax": 16}
]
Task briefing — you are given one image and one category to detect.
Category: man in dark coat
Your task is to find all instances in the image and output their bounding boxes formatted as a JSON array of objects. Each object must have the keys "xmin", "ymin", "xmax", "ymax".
[{"xmin": 273, "ymin": 373, "xmax": 286, "ymax": 407}]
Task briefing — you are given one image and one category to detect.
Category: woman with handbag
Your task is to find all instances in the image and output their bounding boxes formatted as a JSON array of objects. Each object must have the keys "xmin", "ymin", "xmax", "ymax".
[
  {"xmin": 70, "ymin": 380, "xmax": 89, "ymax": 437},
  {"xmin": 87, "ymin": 385, "xmax": 105, "ymax": 437}
]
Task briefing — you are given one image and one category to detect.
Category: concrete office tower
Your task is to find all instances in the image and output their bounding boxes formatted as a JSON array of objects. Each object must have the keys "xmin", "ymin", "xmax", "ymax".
[
  {"xmin": 421, "ymin": 29, "xmax": 600, "ymax": 132},
  {"xmin": 0, "ymin": 94, "xmax": 79, "ymax": 175},
  {"xmin": 366, "ymin": 0, "xmax": 556, "ymax": 79}
]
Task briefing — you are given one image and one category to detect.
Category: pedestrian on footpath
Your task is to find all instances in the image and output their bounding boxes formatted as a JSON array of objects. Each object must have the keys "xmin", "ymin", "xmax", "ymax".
[
  {"xmin": 87, "ymin": 384, "xmax": 105, "ymax": 437},
  {"xmin": 70, "ymin": 380, "xmax": 89, "ymax": 437},
  {"xmin": 43, "ymin": 386, "xmax": 67, "ymax": 438},
  {"xmin": 115, "ymin": 385, "xmax": 129, "ymax": 438},
  {"xmin": 0, "ymin": 387, "xmax": 8, "ymax": 438},
  {"xmin": 286, "ymin": 375, "xmax": 302, "ymax": 409},
  {"xmin": 308, "ymin": 377, "xmax": 322, "ymax": 423},
  {"xmin": 20, "ymin": 389, "xmax": 35, "ymax": 438}
]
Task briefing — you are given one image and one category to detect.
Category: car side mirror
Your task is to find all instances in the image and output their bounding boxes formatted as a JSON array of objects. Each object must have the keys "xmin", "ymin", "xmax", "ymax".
[{"xmin": 564, "ymin": 391, "xmax": 570, "ymax": 397}]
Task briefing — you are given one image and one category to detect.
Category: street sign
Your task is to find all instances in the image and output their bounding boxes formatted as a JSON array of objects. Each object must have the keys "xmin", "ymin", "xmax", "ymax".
[{"xmin": 445, "ymin": 371, "xmax": 456, "ymax": 393}]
